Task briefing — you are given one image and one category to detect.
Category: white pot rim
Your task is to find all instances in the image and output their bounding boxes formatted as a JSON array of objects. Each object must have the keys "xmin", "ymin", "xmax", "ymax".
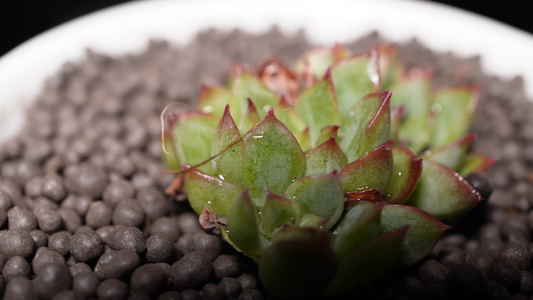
[{"xmin": 1, "ymin": 0, "xmax": 532, "ymax": 141}]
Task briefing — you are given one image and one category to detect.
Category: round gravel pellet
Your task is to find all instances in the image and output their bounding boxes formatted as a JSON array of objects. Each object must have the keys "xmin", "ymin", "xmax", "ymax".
[
  {"xmin": 58, "ymin": 208, "xmax": 82, "ymax": 233},
  {"xmin": 103, "ymin": 179, "xmax": 135, "ymax": 208},
  {"xmin": 146, "ymin": 233, "xmax": 175, "ymax": 263},
  {"xmin": 36, "ymin": 208, "xmax": 63, "ymax": 233},
  {"xmin": 7, "ymin": 206, "xmax": 37, "ymax": 231},
  {"xmin": 130, "ymin": 263, "xmax": 168, "ymax": 296},
  {"xmin": 32, "ymin": 246, "xmax": 66, "ymax": 275},
  {"xmin": 61, "ymin": 195, "xmax": 92, "ymax": 217},
  {"xmin": 136, "ymin": 187, "xmax": 168, "ymax": 220},
  {"xmin": 108, "ymin": 226, "xmax": 146, "ymax": 254},
  {"xmin": 69, "ymin": 262, "xmax": 92, "ymax": 277},
  {"xmin": 112, "ymin": 199, "xmax": 145, "ymax": 227},
  {"xmin": 176, "ymin": 212, "xmax": 202, "ymax": 235},
  {"xmin": 85, "ymin": 201, "xmax": 112, "ymax": 228},
  {"xmin": 202, "ymin": 283, "xmax": 226, "ymax": 300},
  {"xmin": 500, "ymin": 241, "xmax": 530, "ymax": 270},
  {"xmin": 65, "ymin": 164, "xmax": 108, "ymax": 199},
  {"xmin": 180, "ymin": 289, "xmax": 202, "ymax": 300},
  {"xmin": 171, "ymin": 251, "xmax": 213, "ymax": 290},
  {"xmin": 51, "ymin": 290, "xmax": 83, "ymax": 300},
  {"xmin": 238, "ymin": 288, "xmax": 265, "ymax": 300},
  {"xmin": 3, "ymin": 276, "xmax": 36, "ymax": 300},
  {"xmin": 70, "ymin": 229, "xmax": 103, "ymax": 263},
  {"xmin": 2, "ymin": 255, "xmax": 31, "ymax": 280},
  {"xmin": 487, "ymin": 258, "xmax": 521, "ymax": 292},
  {"xmin": 97, "ymin": 278, "xmax": 130, "ymax": 300},
  {"xmin": 96, "ymin": 249, "xmax": 140, "ymax": 280},
  {"xmin": 48, "ymin": 231, "xmax": 72, "ymax": 257},
  {"xmin": 41, "ymin": 173, "xmax": 67, "ymax": 202},
  {"xmin": 0, "ymin": 229, "xmax": 35, "ymax": 258},
  {"xmin": 73, "ymin": 271, "xmax": 101, "ymax": 299},
  {"xmin": 187, "ymin": 232, "xmax": 221, "ymax": 261},
  {"xmin": 419, "ymin": 259, "xmax": 449, "ymax": 284},
  {"xmin": 0, "ymin": 190, "xmax": 13, "ymax": 211},
  {"xmin": 157, "ymin": 290, "xmax": 181, "ymax": 300},
  {"xmin": 30, "ymin": 229, "xmax": 49, "ymax": 249},
  {"xmin": 150, "ymin": 216, "xmax": 181, "ymax": 242},
  {"xmin": 213, "ymin": 254, "xmax": 242, "ymax": 280},
  {"xmin": 446, "ymin": 263, "xmax": 489, "ymax": 299},
  {"xmin": 238, "ymin": 273, "xmax": 258, "ymax": 290},
  {"xmin": 33, "ymin": 262, "xmax": 73, "ymax": 299},
  {"xmin": 220, "ymin": 277, "xmax": 242, "ymax": 298}
]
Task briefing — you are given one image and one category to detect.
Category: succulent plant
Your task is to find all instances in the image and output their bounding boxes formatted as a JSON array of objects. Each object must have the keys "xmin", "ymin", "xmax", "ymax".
[{"xmin": 162, "ymin": 44, "xmax": 494, "ymax": 297}]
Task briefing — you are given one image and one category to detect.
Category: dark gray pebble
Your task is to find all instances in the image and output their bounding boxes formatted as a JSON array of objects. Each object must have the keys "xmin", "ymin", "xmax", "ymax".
[
  {"xmin": 3, "ymin": 276, "xmax": 36, "ymax": 300},
  {"xmin": 69, "ymin": 262, "xmax": 92, "ymax": 277},
  {"xmin": 24, "ymin": 176, "xmax": 43, "ymax": 198},
  {"xmin": 85, "ymin": 201, "xmax": 112, "ymax": 228},
  {"xmin": 137, "ymin": 187, "xmax": 168, "ymax": 220},
  {"xmin": 108, "ymin": 226, "xmax": 146, "ymax": 254},
  {"xmin": 520, "ymin": 270, "xmax": 533, "ymax": 296},
  {"xmin": 0, "ymin": 229, "xmax": 35, "ymax": 258},
  {"xmin": 238, "ymin": 289, "xmax": 265, "ymax": 300},
  {"xmin": 237, "ymin": 274, "xmax": 258, "ymax": 290},
  {"xmin": 49, "ymin": 231, "xmax": 72, "ymax": 256},
  {"xmin": 202, "ymin": 283, "xmax": 226, "ymax": 300},
  {"xmin": 58, "ymin": 208, "xmax": 82, "ymax": 233},
  {"xmin": 36, "ymin": 208, "xmax": 63, "ymax": 233},
  {"xmin": 419, "ymin": 259, "xmax": 450, "ymax": 284},
  {"xmin": 112, "ymin": 199, "xmax": 145, "ymax": 228},
  {"xmin": 157, "ymin": 290, "xmax": 181, "ymax": 300},
  {"xmin": 213, "ymin": 254, "xmax": 242, "ymax": 280},
  {"xmin": 150, "ymin": 216, "xmax": 181, "ymax": 242},
  {"xmin": 501, "ymin": 241, "xmax": 531, "ymax": 270},
  {"xmin": 220, "ymin": 277, "xmax": 242, "ymax": 298},
  {"xmin": 32, "ymin": 246, "xmax": 66, "ymax": 275},
  {"xmin": 176, "ymin": 212, "xmax": 202, "ymax": 235},
  {"xmin": 65, "ymin": 164, "xmax": 108, "ymax": 199},
  {"xmin": 97, "ymin": 249, "xmax": 140, "ymax": 280},
  {"xmin": 445, "ymin": 263, "xmax": 488, "ymax": 299},
  {"xmin": 0, "ymin": 190, "xmax": 13, "ymax": 211},
  {"xmin": 73, "ymin": 271, "xmax": 101, "ymax": 299},
  {"xmin": 146, "ymin": 232, "xmax": 175, "ymax": 263},
  {"xmin": 51, "ymin": 290, "xmax": 83, "ymax": 300},
  {"xmin": 70, "ymin": 229, "xmax": 104, "ymax": 262},
  {"xmin": 29, "ymin": 230, "xmax": 48, "ymax": 249},
  {"xmin": 180, "ymin": 289, "xmax": 202, "ymax": 300},
  {"xmin": 33, "ymin": 262, "xmax": 73, "ymax": 299},
  {"xmin": 130, "ymin": 263, "xmax": 168, "ymax": 296},
  {"xmin": 438, "ymin": 246, "xmax": 467, "ymax": 268},
  {"xmin": 2, "ymin": 255, "xmax": 31, "ymax": 280},
  {"xmin": 103, "ymin": 179, "xmax": 135, "ymax": 208},
  {"xmin": 61, "ymin": 194, "xmax": 92, "ymax": 217},
  {"xmin": 488, "ymin": 258, "xmax": 521, "ymax": 293},
  {"xmin": 97, "ymin": 278, "xmax": 130, "ymax": 300},
  {"xmin": 487, "ymin": 280, "xmax": 511, "ymax": 300},
  {"xmin": 95, "ymin": 225, "xmax": 115, "ymax": 244},
  {"xmin": 187, "ymin": 232, "xmax": 221, "ymax": 261},
  {"xmin": 7, "ymin": 206, "xmax": 37, "ymax": 231},
  {"xmin": 41, "ymin": 173, "xmax": 67, "ymax": 202},
  {"xmin": 171, "ymin": 251, "xmax": 213, "ymax": 290}
]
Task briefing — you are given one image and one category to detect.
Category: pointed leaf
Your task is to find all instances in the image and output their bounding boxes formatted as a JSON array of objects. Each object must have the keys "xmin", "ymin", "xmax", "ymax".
[
  {"xmin": 430, "ymin": 86, "xmax": 480, "ymax": 148},
  {"xmin": 325, "ymin": 226, "xmax": 408, "ymax": 294},
  {"xmin": 378, "ymin": 43, "xmax": 402, "ymax": 90},
  {"xmin": 407, "ymin": 160, "xmax": 482, "ymax": 221},
  {"xmin": 259, "ymin": 227, "xmax": 337, "ymax": 298},
  {"xmin": 331, "ymin": 50, "xmax": 380, "ymax": 115},
  {"xmin": 198, "ymin": 85, "xmax": 232, "ymax": 117},
  {"xmin": 387, "ymin": 147, "xmax": 423, "ymax": 204},
  {"xmin": 285, "ymin": 172, "xmax": 344, "ymax": 229},
  {"xmin": 181, "ymin": 165, "xmax": 243, "ymax": 216},
  {"xmin": 238, "ymin": 98, "xmax": 260, "ymax": 134},
  {"xmin": 304, "ymin": 137, "xmax": 348, "ymax": 176},
  {"xmin": 260, "ymin": 192, "xmax": 300, "ymax": 238},
  {"xmin": 171, "ymin": 112, "xmax": 218, "ymax": 174},
  {"xmin": 315, "ymin": 125, "xmax": 340, "ymax": 146},
  {"xmin": 274, "ymin": 95, "xmax": 306, "ymax": 134},
  {"xmin": 227, "ymin": 189, "xmax": 266, "ymax": 259},
  {"xmin": 339, "ymin": 91, "xmax": 392, "ymax": 162},
  {"xmin": 331, "ymin": 201, "xmax": 382, "ymax": 259},
  {"xmin": 458, "ymin": 153, "xmax": 497, "ymax": 176},
  {"xmin": 230, "ymin": 72, "xmax": 279, "ymax": 123},
  {"xmin": 340, "ymin": 141, "xmax": 393, "ymax": 194},
  {"xmin": 294, "ymin": 127, "xmax": 311, "ymax": 152},
  {"xmin": 242, "ymin": 109, "xmax": 305, "ymax": 205},
  {"xmin": 293, "ymin": 76, "xmax": 340, "ymax": 147},
  {"xmin": 294, "ymin": 45, "xmax": 349, "ymax": 78},
  {"xmin": 424, "ymin": 134, "xmax": 475, "ymax": 171},
  {"xmin": 380, "ymin": 204, "xmax": 448, "ymax": 266},
  {"xmin": 211, "ymin": 105, "xmax": 244, "ymax": 185}
]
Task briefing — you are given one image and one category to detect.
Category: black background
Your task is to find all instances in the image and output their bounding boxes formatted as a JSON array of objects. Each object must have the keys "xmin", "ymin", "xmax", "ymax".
[{"xmin": 0, "ymin": 0, "xmax": 531, "ymax": 57}]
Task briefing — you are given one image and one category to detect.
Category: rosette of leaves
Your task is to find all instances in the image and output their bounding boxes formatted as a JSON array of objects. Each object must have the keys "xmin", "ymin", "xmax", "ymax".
[{"xmin": 162, "ymin": 44, "xmax": 494, "ymax": 298}]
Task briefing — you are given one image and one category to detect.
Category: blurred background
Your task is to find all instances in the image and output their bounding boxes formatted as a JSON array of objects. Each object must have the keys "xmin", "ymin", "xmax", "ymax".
[{"xmin": 0, "ymin": 0, "xmax": 531, "ymax": 57}]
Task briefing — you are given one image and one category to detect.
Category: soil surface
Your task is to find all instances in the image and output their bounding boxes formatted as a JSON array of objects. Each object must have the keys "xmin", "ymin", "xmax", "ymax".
[{"xmin": 0, "ymin": 28, "xmax": 532, "ymax": 300}]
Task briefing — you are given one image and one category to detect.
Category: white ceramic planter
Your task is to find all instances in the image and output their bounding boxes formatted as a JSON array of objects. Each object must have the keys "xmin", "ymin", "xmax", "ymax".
[{"xmin": 1, "ymin": 0, "xmax": 533, "ymax": 142}]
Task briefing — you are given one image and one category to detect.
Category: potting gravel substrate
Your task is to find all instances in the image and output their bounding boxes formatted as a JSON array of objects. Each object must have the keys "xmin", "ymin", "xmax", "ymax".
[{"xmin": 0, "ymin": 29, "xmax": 532, "ymax": 300}]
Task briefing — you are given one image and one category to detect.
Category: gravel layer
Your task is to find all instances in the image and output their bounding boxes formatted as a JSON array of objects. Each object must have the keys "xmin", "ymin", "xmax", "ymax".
[{"xmin": 0, "ymin": 28, "xmax": 532, "ymax": 299}]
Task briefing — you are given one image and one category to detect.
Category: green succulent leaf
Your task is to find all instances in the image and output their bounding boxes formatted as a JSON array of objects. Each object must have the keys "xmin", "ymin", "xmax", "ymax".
[
  {"xmin": 424, "ymin": 134, "xmax": 475, "ymax": 171},
  {"xmin": 380, "ymin": 204, "xmax": 448, "ymax": 267},
  {"xmin": 390, "ymin": 106, "xmax": 404, "ymax": 143},
  {"xmin": 339, "ymin": 91, "xmax": 392, "ymax": 162},
  {"xmin": 331, "ymin": 201, "xmax": 382, "ymax": 259},
  {"xmin": 407, "ymin": 160, "xmax": 482, "ymax": 221},
  {"xmin": 259, "ymin": 227, "xmax": 337, "ymax": 298},
  {"xmin": 458, "ymin": 153, "xmax": 497, "ymax": 177},
  {"xmin": 293, "ymin": 76, "xmax": 340, "ymax": 147},
  {"xmin": 304, "ymin": 137, "xmax": 348, "ymax": 176},
  {"xmin": 242, "ymin": 109, "xmax": 305, "ymax": 206},
  {"xmin": 230, "ymin": 71, "xmax": 279, "ymax": 123},
  {"xmin": 331, "ymin": 50, "xmax": 380, "ymax": 115},
  {"xmin": 212, "ymin": 105, "xmax": 244, "ymax": 185},
  {"xmin": 260, "ymin": 191, "xmax": 300, "ymax": 238},
  {"xmin": 198, "ymin": 85, "xmax": 232, "ymax": 117},
  {"xmin": 294, "ymin": 127, "xmax": 311, "ymax": 152},
  {"xmin": 161, "ymin": 132, "xmax": 180, "ymax": 171},
  {"xmin": 227, "ymin": 189, "xmax": 266, "ymax": 259},
  {"xmin": 181, "ymin": 165, "xmax": 243, "ymax": 216},
  {"xmin": 275, "ymin": 96, "xmax": 306, "ymax": 135},
  {"xmin": 377, "ymin": 44, "xmax": 403, "ymax": 91},
  {"xmin": 389, "ymin": 71, "xmax": 433, "ymax": 152},
  {"xmin": 315, "ymin": 125, "xmax": 340, "ymax": 147},
  {"xmin": 326, "ymin": 226, "xmax": 408, "ymax": 294},
  {"xmin": 171, "ymin": 112, "xmax": 218, "ymax": 174},
  {"xmin": 387, "ymin": 147, "xmax": 423, "ymax": 204},
  {"xmin": 285, "ymin": 172, "xmax": 344, "ymax": 229},
  {"xmin": 294, "ymin": 45, "xmax": 349, "ymax": 78},
  {"xmin": 238, "ymin": 98, "xmax": 261, "ymax": 134},
  {"xmin": 430, "ymin": 86, "xmax": 479, "ymax": 148},
  {"xmin": 340, "ymin": 141, "xmax": 393, "ymax": 194}
]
